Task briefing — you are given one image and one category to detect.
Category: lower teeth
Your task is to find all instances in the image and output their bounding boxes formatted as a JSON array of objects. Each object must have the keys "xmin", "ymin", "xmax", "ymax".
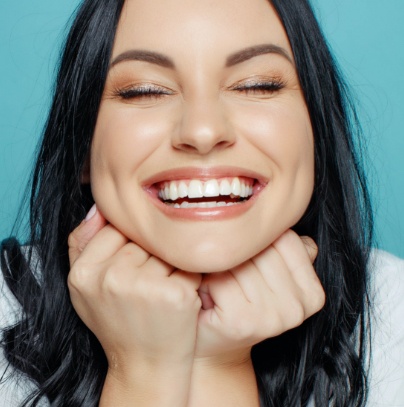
[{"xmin": 166, "ymin": 201, "xmax": 241, "ymax": 208}]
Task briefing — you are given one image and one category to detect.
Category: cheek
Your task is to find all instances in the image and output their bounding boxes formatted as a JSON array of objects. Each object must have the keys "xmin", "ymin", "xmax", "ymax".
[
  {"xmin": 91, "ymin": 106, "xmax": 164, "ymax": 174},
  {"xmin": 234, "ymin": 99, "xmax": 314, "ymax": 177},
  {"xmin": 89, "ymin": 104, "xmax": 174, "ymax": 226},
  {"xmin": 236, "ymin": 99, "xmax": 314, "ymax": 227}
]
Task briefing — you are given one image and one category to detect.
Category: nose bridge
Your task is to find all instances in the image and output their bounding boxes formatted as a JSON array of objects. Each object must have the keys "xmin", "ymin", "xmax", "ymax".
[{"xmin": 173, "ymin": 91, "xmax": 234, "ymax": 155}]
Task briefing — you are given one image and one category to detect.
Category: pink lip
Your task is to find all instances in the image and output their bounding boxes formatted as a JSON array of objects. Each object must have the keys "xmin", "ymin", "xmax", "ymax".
[
  {"xmin": 142, "ymin": 166, "xmax": 268, "ymax": 221},
  {"xmin": 142, "ymin": 166, "xmax": 268, "ymax": 185}
]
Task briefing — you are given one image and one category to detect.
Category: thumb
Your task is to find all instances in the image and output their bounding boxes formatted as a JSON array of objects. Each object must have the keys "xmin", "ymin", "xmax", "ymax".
[
  {"xmin": 198, "ymin": 274, "xmax": 215, "ymax": 310},
  {"xmin": 68, "ymin": 204, "xmax": 107, "ymax": 266}
]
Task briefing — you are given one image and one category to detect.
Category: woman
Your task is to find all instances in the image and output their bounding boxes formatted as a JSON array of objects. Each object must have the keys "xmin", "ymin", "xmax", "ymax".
[{"xmin": 1, "ymin": 0, "xmax": 403, "ymax": 406}]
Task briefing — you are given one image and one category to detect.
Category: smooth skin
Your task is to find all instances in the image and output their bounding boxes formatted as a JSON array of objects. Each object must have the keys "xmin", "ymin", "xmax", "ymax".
[
  {"xmin": 68, "ymin": 0, "xmax": 325, "ymax": 405},
  {"xmin": 90, "ymin": 0, "xmax": 314, "ymax": 273}
]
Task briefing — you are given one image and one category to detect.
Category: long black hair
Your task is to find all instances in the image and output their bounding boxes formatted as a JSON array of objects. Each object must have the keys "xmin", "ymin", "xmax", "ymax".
[{"xmin": 1, "ymin": 0, "xmax": 373, "ymax": 406}]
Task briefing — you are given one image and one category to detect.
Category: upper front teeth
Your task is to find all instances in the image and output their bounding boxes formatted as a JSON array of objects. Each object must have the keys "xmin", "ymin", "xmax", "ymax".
[{"xmin": 158, "ymin": 177, "xmax": 253, "ymax": 201}]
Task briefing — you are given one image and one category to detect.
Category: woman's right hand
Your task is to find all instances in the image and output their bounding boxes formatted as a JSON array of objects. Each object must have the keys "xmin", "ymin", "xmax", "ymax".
[{"xmin": 67, "ymin": 205, "xmax": 202, "ymax": 406}]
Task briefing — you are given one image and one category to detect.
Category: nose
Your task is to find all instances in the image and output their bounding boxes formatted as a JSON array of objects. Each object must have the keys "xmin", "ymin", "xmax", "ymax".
[{"xmin": 172, "ymin": 97, "xmax": 235, "ymax": 155}]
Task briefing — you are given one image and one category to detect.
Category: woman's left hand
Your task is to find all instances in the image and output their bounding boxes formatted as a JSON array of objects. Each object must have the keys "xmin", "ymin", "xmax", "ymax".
[{"xmin": 195, "ymin": 229, "xmax": 325, "ymax": 358}]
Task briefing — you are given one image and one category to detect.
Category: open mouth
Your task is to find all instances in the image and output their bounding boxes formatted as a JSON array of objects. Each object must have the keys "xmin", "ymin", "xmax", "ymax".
[{"xmin": 156, "ymin": 177, "xmax": 255, "ymax": 208}]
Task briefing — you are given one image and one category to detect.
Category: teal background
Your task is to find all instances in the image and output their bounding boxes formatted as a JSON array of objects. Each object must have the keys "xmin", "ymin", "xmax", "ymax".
[{"xmin": 1, "ymin": 1, "xmax": 403, "ymax": 258}]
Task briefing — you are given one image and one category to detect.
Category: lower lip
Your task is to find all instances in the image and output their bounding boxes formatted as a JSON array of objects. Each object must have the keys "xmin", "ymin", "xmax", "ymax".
[{"xmin": 145, "ymin": 185, "xmax": 265, "ymax": 221}]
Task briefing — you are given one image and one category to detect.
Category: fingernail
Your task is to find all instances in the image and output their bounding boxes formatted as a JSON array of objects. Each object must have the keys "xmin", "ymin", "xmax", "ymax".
[{"xmin": 85, "ymin": 204, "xmax": 97, "ymax": 221}]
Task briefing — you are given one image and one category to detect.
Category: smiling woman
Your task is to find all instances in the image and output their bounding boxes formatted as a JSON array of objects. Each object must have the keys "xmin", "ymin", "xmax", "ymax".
[
  {"xmin": 90, "ymin": 0, "xmax": 314, "ymax": 274},
  {"xmin": 1, "ymin": 0, "xmax": 403, "ymax": 406}
]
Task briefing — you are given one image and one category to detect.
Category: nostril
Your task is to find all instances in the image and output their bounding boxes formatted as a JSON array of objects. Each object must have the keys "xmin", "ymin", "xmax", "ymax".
[
  {"xmin": 174, "ymin": 143, "xmax": 199, "ymax": 153},
  {"xmin": 216, "ymin": 140, "xmax": 233, "ymax": 149},
  {"xmin": 173, "ymin": 139, "xmax": 234, "ymax": 155}
]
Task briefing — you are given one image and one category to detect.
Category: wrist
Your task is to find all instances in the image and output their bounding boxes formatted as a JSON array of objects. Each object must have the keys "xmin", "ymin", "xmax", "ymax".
[
  {"xmin": 188, "ymin": 351, "xmax": 259, "ymax": 407},
  {"xmin": 101, "ymin": 361, "xmax": 193, "ymax": 407}
]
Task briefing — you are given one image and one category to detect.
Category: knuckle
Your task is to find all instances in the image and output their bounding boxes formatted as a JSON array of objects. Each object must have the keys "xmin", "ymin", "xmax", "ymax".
[
  {"xmin": 122, "ymin": 242, "xmax": 145, "ymax": 258},
  {"xmin": 101, "ymin": 268, "xmax": 120, "ymax": 296},
  {"xmin": 223, "ymin": 310, "xmax": 255, "ymax": 340},
  {"xmin": 232, "ymin": 322, "xmax": 255, "ymax": 340},
  {"xmin": 67, "ymin": 230, "xmax": 80, "ymax": 250},
  {"xmin": 311, "ymin": 283, "xmax": 326, "ymax": 312},
  {"xmin": 302, "ymin": 237, "xmax": 318, "ymax": 262},
  {"xmin": 286, "ymin": 299, "xmax": 306, "ymax": 328},
  {"xmin": 163, "ymin": 284, "xmax": 191, "ymax": 308},
  {"xmin": 302, "ymin": 275, "xmax": 326, "ymax": 313},
  {"xmin": 101, "ymin": 262, "xmax": 132, "ymax": 297},
  {"xmin": 68, "ymin": 263, "xmax": 89, "ymax": 292},
  {"xmin": 272, "ymin": 229, "xmax": 294, "ymax": 251}
]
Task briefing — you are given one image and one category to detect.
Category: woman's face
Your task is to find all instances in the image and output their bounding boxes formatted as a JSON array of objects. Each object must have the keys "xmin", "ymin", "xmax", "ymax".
[{"xmin": 91, "ymin": 0, "xmax": 314, "ymax": 273}]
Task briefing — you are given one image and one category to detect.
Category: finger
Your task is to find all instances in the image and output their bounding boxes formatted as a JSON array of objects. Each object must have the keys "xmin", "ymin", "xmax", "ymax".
[
  {"xmin": 229, "ymin": 260, "xmax": 268, "ymax": 302},
  {"xmin": 170, "ymin": 270, "xmax": 203, "ymax": 292},
  {"xmin": 252, "ymin": 244, "xmax": 294, "ymax": 294},
  {"xmin": 114, "ymin": 242, "xmax": 150, "ymax": 268},
  {"xmin": 272, "ymin": 230, "xmax": 325, "ymax": 314},
  {"xmin": 272, "ymin": 230, "xmax": 316, "ymax": 276},
  {"xmin": 300, "ymin": 236, "xmax": 318, "ymax": 263},
  {"xmin": 198, "ymin": 285, "xmax": 215, "ymax": 310},
  {"xmin": 142, "ymin": 255, "xmax": 176, "ymax": 278},
  {"xmin": 68, "ymin": 204, "xmax": 107, "ymax": 265},
  {"xmin": 77, "ymin": 224, "xmax": 129, "ymax": 265},
  {"xmin": 252, "ymin": 240, "xmax": 321, "ymax": 318},
  {"xmin": 199, "ymin": 272, "xmax": 245, "ymax": 315}
]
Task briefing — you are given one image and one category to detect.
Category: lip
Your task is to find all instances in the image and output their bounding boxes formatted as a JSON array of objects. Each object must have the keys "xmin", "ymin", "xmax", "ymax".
[
  {"xmin": 142, "ymin": 166, "xmax": 268, "ymax": 221},
  {"xmin": 142, "ymin": 166, "xmax": 269, "ymax": 185}
]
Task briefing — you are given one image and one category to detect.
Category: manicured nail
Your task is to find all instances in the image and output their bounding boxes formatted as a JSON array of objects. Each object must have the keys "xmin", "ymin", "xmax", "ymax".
[{"xmin": 85, "ymin": 204, "xmax": 97, "ymax": 221}]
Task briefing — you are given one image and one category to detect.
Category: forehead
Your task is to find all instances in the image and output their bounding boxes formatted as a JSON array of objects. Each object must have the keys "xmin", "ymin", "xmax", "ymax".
[{"xmin": 113, "ymin": 0, "xmax": 292, "ymax": 60}]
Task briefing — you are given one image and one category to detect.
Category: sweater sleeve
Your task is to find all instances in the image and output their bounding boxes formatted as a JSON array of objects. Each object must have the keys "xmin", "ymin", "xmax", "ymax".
[{"xmin": 367, "ymin": 249, "xmax": 404, "ymax": 406}]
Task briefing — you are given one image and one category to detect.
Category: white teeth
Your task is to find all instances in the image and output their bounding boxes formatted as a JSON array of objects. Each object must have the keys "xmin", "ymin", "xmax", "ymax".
[
  {"xmin": 231, "ymin": 177, "xmax": 241, "ymax": 196},
  {"xmin": 188, "ymin": 180, "xmax": 204, "ymax": 198},
  {"xmin": 161, "ymin": 177, "xmax": 254, "ymax": 201},
  {"xmin": 178, "ymin": 181, "xmax": 188, "ymax": 198},
  {"xmin": 203, "ymin": 179, "xmax": 220, "ymax": 197},
  {"xmin": 219, "ymin": 179, "xmax": 232, "ymax": 195},
  {"xmin": 241, "ymin": 183, "xmax": 246, "ymax": 198},
  {"xmin": 169, "ymin": 182, "xmax": 178, "ymax": 201},
  {"xmin": 167, "ymin": 201, "xmax": 240, "ymax": 208}
]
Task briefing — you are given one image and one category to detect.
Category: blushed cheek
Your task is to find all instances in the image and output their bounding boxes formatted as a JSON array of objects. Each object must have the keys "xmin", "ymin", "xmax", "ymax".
[
  {"xmin": 272, "ymin": 102, "xmax": 314, "ymax": 171},
  {"xmin": 91, "ymin": 105, "xmax": 172, "ymax": 182},
  {"xmin": 236, "ymin": 102, "xmax": 313, "ymax": 172}
]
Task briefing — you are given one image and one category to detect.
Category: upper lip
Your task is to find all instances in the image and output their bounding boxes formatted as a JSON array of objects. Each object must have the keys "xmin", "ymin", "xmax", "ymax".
[{"xmin": 142, "ymin": 166, "xmax": 269, "ymax": 187}]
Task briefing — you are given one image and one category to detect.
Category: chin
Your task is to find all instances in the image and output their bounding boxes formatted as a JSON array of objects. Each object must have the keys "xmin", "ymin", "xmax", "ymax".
[
  {"xmin": 154, "ymin": 242, "xmax": 259, "ymax": 273},
  {"xmin": 167, "ymin": 255, "xmax": 246, "ymax": 274}
]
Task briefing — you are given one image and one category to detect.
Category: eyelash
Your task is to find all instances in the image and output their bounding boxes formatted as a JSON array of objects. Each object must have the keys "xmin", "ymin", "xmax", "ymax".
[
  {"xmin": 115, "ymin": 84, "xmax": 172, "ymax": 100},
  {"xmin": 114, "ymin": 78, "xmax": 285, "ymax": 101},
  {"xmin": 230, "ymin": 79, "xmax": 285, "ymax": 95}
]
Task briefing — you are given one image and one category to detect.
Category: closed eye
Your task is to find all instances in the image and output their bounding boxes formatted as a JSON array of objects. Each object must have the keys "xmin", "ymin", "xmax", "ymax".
[
  {"xmin": 230, "ymin": 79, "xmax": 285, "ymax": 95},
  {"xmin": 115, "ymin": 84, "xmax": 174, "ymax": 101}
]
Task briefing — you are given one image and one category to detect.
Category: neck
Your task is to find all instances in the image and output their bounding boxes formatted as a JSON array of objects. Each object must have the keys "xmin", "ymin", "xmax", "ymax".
[{"xmin": 188, "ymin": 349, "xmax": 260, "ymax": 407}]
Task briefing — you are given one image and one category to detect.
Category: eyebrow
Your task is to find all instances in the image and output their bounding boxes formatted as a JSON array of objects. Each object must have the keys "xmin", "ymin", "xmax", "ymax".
[
  {"xmin": 225, "ymin": 44, "xmax": 293, "ymax": 67},
  {"xmin": 109, "ymin": 43, "xmax": 293, "ymax": 70},
  {"xmin": 110, "ymin": 50, "xmax": 175, "ymax": 69}
]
